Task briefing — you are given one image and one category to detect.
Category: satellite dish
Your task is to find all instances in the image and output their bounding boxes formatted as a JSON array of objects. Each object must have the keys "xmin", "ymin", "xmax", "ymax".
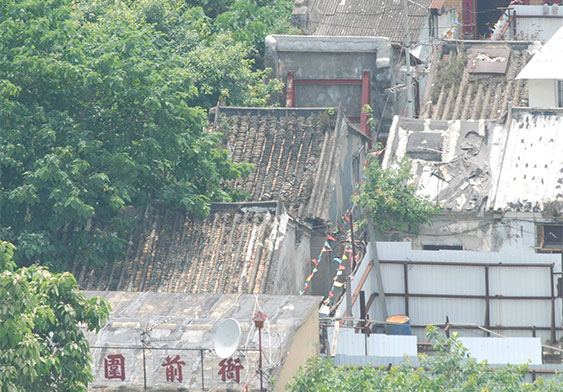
[{"xmin": 213, "ymin": 318, "xmax": 241, "ymax": 359}]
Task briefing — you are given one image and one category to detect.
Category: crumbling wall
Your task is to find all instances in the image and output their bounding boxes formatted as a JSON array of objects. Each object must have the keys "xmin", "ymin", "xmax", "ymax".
[
  {"xmin": 398, "ymin": 214, "xmax": 496, "ymax": 252},
  {"xmin": 264, "ymin": 35, "xmax": 395, "ymax": 137}
]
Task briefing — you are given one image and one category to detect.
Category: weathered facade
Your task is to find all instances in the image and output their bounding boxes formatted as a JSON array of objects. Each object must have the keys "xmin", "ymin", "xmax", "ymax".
[
  {"xmin": 382, "ymin": 106, "xmax": 563, "ymax": 255},
  {"xmin": 264, "ymin": 35, "xmax": 394, "ymax": 139},
  {"xmin": 85, "ymin": 292, "xmax": 321, "ymax": 391},
  {"xmin": 492, "ymin": 4, "xmax": 563, "ymax": 42},
  {"xmin": 381, "ymin": 116, "xmax": 499, "ymax": 251},
  {"xmin": 489, "ymin": 107, "xmax": 563, "ymax": 253}
]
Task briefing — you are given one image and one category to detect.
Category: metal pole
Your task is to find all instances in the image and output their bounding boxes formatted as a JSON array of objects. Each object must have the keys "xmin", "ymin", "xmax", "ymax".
[
  {"xmin": 403, "ymin": 263, "xmax": 409, "ymax": 316},
  {"xmin": 140, "ymin": 331, "xmax": 147, "ymax": 390},
  {"xmin": 258, "ymin": 327, "xmax": 263, "ymax": 391},
  {"xmin": 359, "ymin": 291, "xmax": 367, "ymax": 355},
  {"xmin": 142, "ymin": 345, "xmax": 147, "ymax": 390},
  {"xmin": 346, "ymin": 212, "xmax": 356, "ymax": 325},
  {"xmin": 200, "ymin": 349, "xmax": 205, "ymax": 391},
  {"xmin": 402, "ymin": 0, "xmax": 414, "ymax": 117},
  {"xmin": 485, "ymin": 266, "xmax": 491, "ymax": 337},
  {"xmin": 550, "ymin": 264, "xmax": 556, "ymax": 343}
]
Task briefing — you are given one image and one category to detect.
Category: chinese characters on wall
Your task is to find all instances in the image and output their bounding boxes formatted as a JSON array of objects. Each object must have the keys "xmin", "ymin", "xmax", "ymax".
[
  {"xmin": 218, "ymin": 358, "xmax": 244, "ymax": 383},
  {"xmin": 161, "ymin": 355, "xmax": 185, "ymax": 382},
  {"xmin": 104, "ymin": 354, "xmax": 125, "ymax": 381},
  {"xmin": 101, "ymin": 353, "xmax": 245, "ymax": 385}
]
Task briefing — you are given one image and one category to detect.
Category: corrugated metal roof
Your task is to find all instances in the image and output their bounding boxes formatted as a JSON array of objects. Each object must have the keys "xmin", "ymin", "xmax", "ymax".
[
  {"xmin": 517, "ymin": 26, "xmax": 563, "ymax": 79},
  {"xmin": 308, "ymin": 0, "xmax": 433, "ymax": 42},
  {"xmin": 459, "ymin": 337, "xmax": 542, "ymax": 365},
  {"xmin": 489, "ymin": 109, "xmax": 563, "ymax": 212}
]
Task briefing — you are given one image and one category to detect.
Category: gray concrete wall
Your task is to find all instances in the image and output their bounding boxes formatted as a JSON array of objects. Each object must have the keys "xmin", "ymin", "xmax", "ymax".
[
  {"xmin": 264, "ymin": 35, "xmax": 395, "ymax": 136},
  {"xmin": 394, "ymin": 211, "xmax": 563, "ymax": 255},
  {"xmin": 308, "ymin": 115, "xmax": 368, "ymax": 298},
  {"xmin": 266, "ymin": 204, "xmax": 313, "ymax": 296},
  {"xmin": 386, "ymin": 213, "xmax": 496, "ymax": 252},
  {"xmin": 328, "ymin": 115, "xmax": 367, "ymax": 225},
  {"xmin": 492, "ymin": 212, "xmax": 563, "ymax": 255},
  {"xmin": 492, "ymin": 217, "xmax": 537, "ymax": 254}
]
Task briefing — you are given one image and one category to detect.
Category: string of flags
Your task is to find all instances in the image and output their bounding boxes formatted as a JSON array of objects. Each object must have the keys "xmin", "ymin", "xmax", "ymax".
[
  {"xmin": 298, "ymin": 236, "xmax": 334, "ymax": 295},
  {"xmin": 299, "ymin": 147, "xmax": 385, "ymax": 303},
  {"xmin": 323, "ymin": 245, "xmax": 354, "ymax": 304}
]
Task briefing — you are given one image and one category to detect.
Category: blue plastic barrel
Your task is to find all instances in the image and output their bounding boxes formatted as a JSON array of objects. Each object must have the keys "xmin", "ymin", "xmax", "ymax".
[{"xmin": 386, "ymin": 314, "xmax": 411, "ymax": 335}]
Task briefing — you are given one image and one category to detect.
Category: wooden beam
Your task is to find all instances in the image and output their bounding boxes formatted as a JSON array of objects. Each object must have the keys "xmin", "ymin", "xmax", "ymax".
[{"xmin": 340, "ymin": 260, "xmax": 373, "ymax": 326}]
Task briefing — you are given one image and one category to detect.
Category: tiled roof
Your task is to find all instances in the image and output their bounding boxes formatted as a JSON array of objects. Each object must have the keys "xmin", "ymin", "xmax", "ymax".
[
  {"xmin": 306, "ymin": 0, "xmax": 432, "ymax": 42},
  {"xmin": 489, "ymin": 108, "xmax": 563, "ymax": 213},
  {"xmin": 213, "ymin": 107, "xmax": 348, "ymax": 221},
  {"xmin": 75, "ymin": 202, "xmax": 281, "ymax": 293},
  {"xmin": 420, "ymin": 41, "xmax": 533, "ymax": 120},
  {"xmin": 74, "ymin": 107, "xmax": 358, "ymax": 294}
]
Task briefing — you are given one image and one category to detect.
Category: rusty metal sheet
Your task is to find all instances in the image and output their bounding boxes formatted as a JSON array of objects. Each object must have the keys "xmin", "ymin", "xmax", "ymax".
[
  {"xmin": 430, "ymin": 0, "xmax": 445, "ymax": 9},
  {"xmin": 468, "ymin": 47, "xmax": 511, "ymax": 74}
]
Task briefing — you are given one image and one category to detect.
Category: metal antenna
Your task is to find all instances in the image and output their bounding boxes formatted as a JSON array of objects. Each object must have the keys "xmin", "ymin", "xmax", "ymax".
[{"xmin": 402, "ymin": 0, "xmax": 414, "ymax": 117}]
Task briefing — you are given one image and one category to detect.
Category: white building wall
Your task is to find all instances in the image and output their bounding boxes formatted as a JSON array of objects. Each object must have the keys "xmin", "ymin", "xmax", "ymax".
[
  {"xmin": 529, "ymin": 79, "xmax": 557, "ymax": 107},
  {"xmin": 492, "ymin": 219, "xmax": 537, "ymax": 253},
  {"xmin": 508, "ymin": 5, "xmax": 563, "ymax": 43},
  {"xmin": 514, "ymin": 17, "xmax": 563, "ymax": 43},
  {"xmin": 338, "ymin": 242, "xmax": 562, "ymax": 346}
]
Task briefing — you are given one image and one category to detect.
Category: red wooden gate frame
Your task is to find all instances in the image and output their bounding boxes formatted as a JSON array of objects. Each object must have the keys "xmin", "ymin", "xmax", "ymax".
[{"xmin": 285, "ymin": 71, "xmax": 371, "ymax": 139}]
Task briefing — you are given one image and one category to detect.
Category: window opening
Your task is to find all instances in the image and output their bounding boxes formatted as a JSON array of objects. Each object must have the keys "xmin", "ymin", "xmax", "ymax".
[
  {"xmin": 422, "ymin": 244, "xmax": 463, "ymax": 251},
  {"xmin": 538, "ymin": 224, "xmax": 563, "ymax": 252}
]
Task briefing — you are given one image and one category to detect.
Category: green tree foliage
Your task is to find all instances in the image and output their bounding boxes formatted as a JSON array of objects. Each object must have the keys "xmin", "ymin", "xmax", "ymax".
[
  {"xmin": 212, "ymin": 0, "xmax": 299, "ymax": 57},
  {"xmin": 178, "ymin": 0, "xmax": 298, "ymax": 55},
  {"xmin": 132, "ymin": 0, "xmax": 285, "ymax": 106},
  {"xmin": 287, "ymin": 327, "xmax": 563, "ymax": 392},
  {"xmin": 0, "ymin": 0, "xmax": 289, "ymax": 268},
  {"xmin": 0, "ymin": 241, "xmax": 111, "ymax": 391},
  {"xmin": 356, "ymin": 153, "xmax": 440, "ymax": 234}
]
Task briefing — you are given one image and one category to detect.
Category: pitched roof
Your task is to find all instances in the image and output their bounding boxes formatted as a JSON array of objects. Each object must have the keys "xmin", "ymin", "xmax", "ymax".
[
  {"xmin": 517, "ymin": 26, "xmax": 563, "ymax": 80},
  {"xmin": 213, "ymin": 106, "xmax": 356, "ymax": 221},
  {"xmin": 382, "ymin": 117, "xmax": 497, "ymax": 212},
  {"xmin": 488, "ymin": 108, "xmax": 563, "ymax": 213},
  {"xmin": 420, "ymin": 41, "xmax": 533, "ymax": 120},
  {"xmin": 75, "ymin": 202, "xmax": 283, "ymax": 293},
  {"xmin": 74, "ymin": 107, "xmax": 363, "ymax": 294},
  {"xmin": 305, "ymin": 0, "xmax": 432, "ymax": 42}
]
